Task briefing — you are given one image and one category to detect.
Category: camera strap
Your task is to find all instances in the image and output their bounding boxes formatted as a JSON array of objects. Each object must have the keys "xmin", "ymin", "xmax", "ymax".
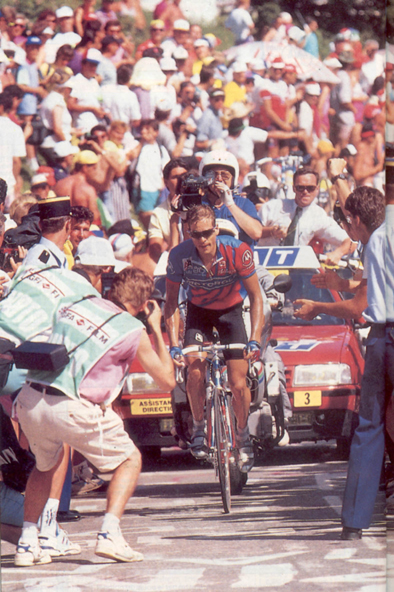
[{"xmin": 66, "ymin": 310, "xmax": 123, "ymax": 358}]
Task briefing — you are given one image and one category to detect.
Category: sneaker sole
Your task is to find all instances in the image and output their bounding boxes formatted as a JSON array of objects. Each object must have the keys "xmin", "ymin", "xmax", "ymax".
[
  {"xmin": 95, "ymin": 542, "xmax": 144, "ymax": 563},
  {"xmin": 14, "ymin": 552, "xmax": 52, "ymax": 567},
  {"xmin": 40, "ymin": 546, "xmax": 81, "ymax": 557}
]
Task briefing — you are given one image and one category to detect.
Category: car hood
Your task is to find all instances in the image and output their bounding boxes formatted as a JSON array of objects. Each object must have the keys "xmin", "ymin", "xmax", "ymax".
[{"xmin": 271, "ymin": 325, "xmax": 351, "ymax": 365}]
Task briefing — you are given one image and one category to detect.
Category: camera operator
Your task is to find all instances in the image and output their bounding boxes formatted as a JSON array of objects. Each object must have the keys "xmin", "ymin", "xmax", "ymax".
[{"xmin": 199, "ymin": 150, "xmax": 263, "ymax": 247}]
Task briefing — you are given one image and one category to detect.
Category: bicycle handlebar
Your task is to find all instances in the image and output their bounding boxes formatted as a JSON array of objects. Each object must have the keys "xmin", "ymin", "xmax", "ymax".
[{"xmin": 181, "ymin": 343, "xmax": 247, "ymax": 356}]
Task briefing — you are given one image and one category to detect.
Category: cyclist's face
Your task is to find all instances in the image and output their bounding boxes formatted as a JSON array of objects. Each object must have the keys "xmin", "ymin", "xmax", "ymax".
[{"xmin": 189, "ymin": 217, "xmax": 218, "ymax": 256}]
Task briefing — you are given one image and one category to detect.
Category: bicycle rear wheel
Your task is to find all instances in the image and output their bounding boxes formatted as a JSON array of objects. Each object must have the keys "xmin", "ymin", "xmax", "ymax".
[{"xmin": 214, "ymin": 389, "xmax": 231, "ymax": 513}]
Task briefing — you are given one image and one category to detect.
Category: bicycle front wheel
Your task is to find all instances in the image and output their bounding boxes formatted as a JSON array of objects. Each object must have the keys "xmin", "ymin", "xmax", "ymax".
[{"xmin": 214, "ymin": 389, "xmax": 231, "ymax": 513}]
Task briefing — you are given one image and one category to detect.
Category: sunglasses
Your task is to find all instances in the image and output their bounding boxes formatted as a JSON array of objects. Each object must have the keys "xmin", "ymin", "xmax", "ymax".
[
  {"xmin": 294, "ymin": 185, "xmax": 317, "ymax": 193},
  {"xmin": 190, "ymin": 228, "xmax": 216, "ymax": 240},
  {"xmin": 151, "ymin": 27, "xmax": 164, "ymax": 31}
]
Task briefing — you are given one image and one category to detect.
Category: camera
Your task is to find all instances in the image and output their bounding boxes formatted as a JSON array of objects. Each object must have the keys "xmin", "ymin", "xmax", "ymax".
[
  {"xmin": 101, "ymin": 271, "xmax": 117, "ymax": 299},
  {"xmin": 171, "ymin": 173, "xmax": 214, "ymax": 213},
  {"xmin": 333, "ymin": 201, "xmax": 348, "ymax": 227},
  {"xmin": 0, "ymin": 248, "xmax": 22, "ymax": 272}
]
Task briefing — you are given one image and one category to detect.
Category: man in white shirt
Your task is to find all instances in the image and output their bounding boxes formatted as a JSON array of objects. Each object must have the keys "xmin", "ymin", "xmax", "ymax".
[
  {"xmin": 0, "ymin": 92, "xmax": 26, "ymax": 209},
  {"xmin": 44, "ymin": 6, "xmax": 81, "ymax": 65},
  {"xmin": 298, "ymin": 82, "xmax": 321, "ymax": 156},
  {"xmin": 67, "ymin": 49, "xmax": 105, "ymax": 134},
  {"xmin": 258, "ymin": 167, "xmax": 352, "ymax": 265},
  {"xmin": 101, "ymin": 64, "xmax": 141, "ymax": 129}
]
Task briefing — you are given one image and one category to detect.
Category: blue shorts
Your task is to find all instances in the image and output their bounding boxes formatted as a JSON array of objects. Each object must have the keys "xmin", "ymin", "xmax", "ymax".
[{"xmin": 137, "ymin": 190, "xmax": 160, "ymax": 213}]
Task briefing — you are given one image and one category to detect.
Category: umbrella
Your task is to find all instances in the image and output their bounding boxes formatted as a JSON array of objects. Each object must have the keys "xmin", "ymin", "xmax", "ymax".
[{"xmin": 225, "ymin": 41, "xmax": 340, "ymax": 85}]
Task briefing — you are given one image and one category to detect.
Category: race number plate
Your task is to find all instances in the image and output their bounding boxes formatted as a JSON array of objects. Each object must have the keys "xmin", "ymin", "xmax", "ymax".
[
  {"xmin": 129, "ymin": 397, "xmax": 172, "ymax": 416},
  {"xmin": 293, "ymin": 390, "xmax": 322, "ymax": 407}
]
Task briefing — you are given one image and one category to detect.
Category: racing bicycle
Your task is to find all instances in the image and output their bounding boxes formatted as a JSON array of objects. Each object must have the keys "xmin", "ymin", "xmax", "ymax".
[{"xmin": 176, "ymin": 343, "xmax": 248, "ymax": 514}]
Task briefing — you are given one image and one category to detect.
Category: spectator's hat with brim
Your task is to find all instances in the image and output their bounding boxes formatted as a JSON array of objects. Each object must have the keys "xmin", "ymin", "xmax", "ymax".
[
  {"xmin": 155, "ymin": 96, "xmax": 173, "ymax": 113},
  {"xmin": 222, "ymin": 101, "xmax": 250, "ymax": 124},
  {"xmin": 54, "ymin": 141, "xmax": 80, "ymax": 158},
  {"xmin": 305, "ymin": 82, "xmax": 321, "ymax": 96},
  {"xmin": 232, "ymin": 61, "xmax": 247, "ymax": 73},
  {"xmin": 194, "ymin": 38, "xmax": 210, "ymax": 48},
  {"xmin": 284, "ymin": 63, "xmax": 297, "ymax": 73},
  {"xmin": 101, "ymin": 35, "xmax": 122, "ymax": 49},
  {"xmin": 323, "ymin": 56, "xmax": 342, "ymax": 69},
  {"xmin": 172, "ymin": 46, "xmax": 188, "ymax": 60},
  {"xmin": 25, "ymin": 36, "xmax": 42, "ymax": 47},
  {"xmin": 31, "ymin": 174, "xmax": 49, "ymax": 187},
  {"xmin": 109, "ymin": 233, "xmax": 134, "ymax": 259},
  {"xmin": 150, "ymin": 19, "xmax": 164, "ymax": 29},
  {"xmin": 75, "ymin": 150, "xmax": 99, "ymax": 165},
  {"xmin": 209, "ymin": 87, "xmax": 225, "ymax": 98},
  {"xmin": 85, "ymin": 48, "xmax": 102, "ymax": 64},
  {"xmin": 142, "ymin": 46, "xmax": 163, "ymax": 59},
  {"xmin": 288, "ymin": 26, "xmax": 306, "ymax": 43},
  {"xmin": 228, "ymin": 117, "xmax": 245, "ymax": 136},
  {"xmin": 38, "ymin": 196, "xmax": 72, "ymax": 220},
  {"xmin": 160, "ymin": 57, "xmax": 177, "ymax": 72},
  {"xmin": 248, "ymin": 58, "xmax": 265, "ymax": 71},
  {"xmin": 204, "ymin": 33, "xmax": 221, "ymax": 48},
  {"xmin": 173, "ymin": 19, "xmax": 190, "ymax": 31},
  {"xmin": 130, "ymin": 57, "xmax": 166, "ymax": 90},
  {"xmin": 56, "ymin": 6, "xmax": 74, "ymax": 18},
  {"xmin": 317, "ymin": 139, "xmax": 334, "ymax": 155},
  {"xmin": 271, "ymin": 57, "xmax": 285, "ymax": 69},
  {"xmin": 74, "ymin": 236, "xmax": 116, "ymax": 266}
]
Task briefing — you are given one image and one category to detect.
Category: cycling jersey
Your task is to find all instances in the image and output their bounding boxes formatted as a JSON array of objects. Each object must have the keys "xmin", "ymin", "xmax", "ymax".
[{"xmin": 167, "ymin": 235, "xmax": 255, "ymax": 310}]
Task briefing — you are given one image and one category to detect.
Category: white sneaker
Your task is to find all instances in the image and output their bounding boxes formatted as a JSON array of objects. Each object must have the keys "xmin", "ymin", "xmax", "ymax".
[
  {"xmin": 14, "ymin": 541, "xmax": 52, "ymax": 567},
  {"xmin": 39, "ymin": 528, "xmax": 81, "ymax": 556},
  {"xmin": 95, "ymin": 530, "xmax": 144, "ymax": 563}
]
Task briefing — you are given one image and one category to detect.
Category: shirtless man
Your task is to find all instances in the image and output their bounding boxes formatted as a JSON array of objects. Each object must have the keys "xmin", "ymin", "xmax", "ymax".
[
  {"xmin": 352, "ymin": 123, "xmax": 384, "ymax": 188},
  {"xmin": 54, "ymin": 150, "xmax": 102, "ymax": 226}
]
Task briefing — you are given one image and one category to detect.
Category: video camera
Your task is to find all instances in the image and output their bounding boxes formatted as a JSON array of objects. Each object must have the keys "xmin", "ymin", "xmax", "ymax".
[
  {"xmin": 0, "ymin": 248, "xmax": 22, "ymax": 273},
  {"xmin": 171, "ymin": 173, "xmax": 214, "ymax": 213}
]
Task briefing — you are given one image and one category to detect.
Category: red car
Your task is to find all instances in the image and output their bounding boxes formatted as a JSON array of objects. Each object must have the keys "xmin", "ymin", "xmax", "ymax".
[{"xmin": 255, "ymin": 246, "xmax": 364, "ymax": 455}]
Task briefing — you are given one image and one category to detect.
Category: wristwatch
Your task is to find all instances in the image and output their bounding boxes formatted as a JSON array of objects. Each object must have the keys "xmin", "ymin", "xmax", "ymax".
[{"xmin": 331, "ymin": 173, "xmax": 347, "ymax": 184}]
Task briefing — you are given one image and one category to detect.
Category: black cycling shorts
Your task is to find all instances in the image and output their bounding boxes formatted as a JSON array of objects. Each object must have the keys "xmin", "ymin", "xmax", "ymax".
[{"xmin": 184, "ymin": 301, "xmax": 247, "ymax": 360}]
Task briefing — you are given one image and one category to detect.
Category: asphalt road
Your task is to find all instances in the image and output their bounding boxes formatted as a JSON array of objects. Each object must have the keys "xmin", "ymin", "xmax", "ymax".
[{"xmin": 1, "ymin": 442, "xmax": 393, "ymax": 592}]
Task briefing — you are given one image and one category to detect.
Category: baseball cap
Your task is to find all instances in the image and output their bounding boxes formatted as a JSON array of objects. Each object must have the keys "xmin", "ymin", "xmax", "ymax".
[
  {"xmin": 38, "ymin": 196, "xmax": 71, "ymax": 220},
  {"xmin": 25, "ymin": 36, "xmax": 42, "ymax": 47},
  {"xmin": 75, "ymin": 236, "xmax": 116, "ymax": 266},
  {"xmin": 43, "ymin": 26, "xmax": 55, "ymax": 36},
  {"xmin": 317, "ymin": 139, "xmax": 334, "ymax": 155},
  {"xmin": 232, "ymin": 61, "xmax": 247, "ymax": 73},
  {"xmin": 341, "ymin": 144, "xmax": 357, "ymax": 157},
  {"xmin": 305, "ymin": 82, "xmax": 321, "ymax": 96},
  {"xmin": 173, "ymin": 19, "xmax": 190, "ymax": 31},
  {"xmin": 248, "ymin": 58, "xmax": 265, "ymax": 71},
  {"xmin": 85, "ymin": 48, "xmax": 102, "ymax": 64},
  {"xmin": 288, "ymin": 26, "xmax": 306, "ymax": 43},
  {"xmin": 284, "ymin": 63, "xmax": 297, "ymax": 73},
  {"xmin": 31, "ymin": 174, "xmax": 49, "ymax": 187},
  {"xmin": 75, "ymin": 150, "xmax": 99, "ymax": 165},
  {"xmin": 271, "ymin": 57, "xmax": 285, "ymax": 69},
  {"xmin": 160, "ymin": 57, "xmax": 177, "ymax": 72},
  {"xmin": 109, "ymin": 233, "xmax": 134, "ymax": 259},
  {"xmin": 323, "ymin": 56, "xmax": 342, "ymax": 69},
  {"xmin": 172, "ymin": 46, "xmax": 188, "ymax": 60},
  {"xmin": 194, "ymin": 38, "xmax": 210, "ymax": 48},
  {"xmin": 150, "ymin": 19, "xmax": 164, "ymax": 29},
  {"xmin": 56, "ymin": 6, "xmax": 74, "ymax": 18},
  {"xmin": 53, "ymin": 141, "xmax": 80, "ymax": 158},
  {"xmin": 155, "ymin": 96, "xmax": 173, "ymax": 112},
  {"xmin": 209, "ymin": 87, "xmax": 225, "ymax": 99}
]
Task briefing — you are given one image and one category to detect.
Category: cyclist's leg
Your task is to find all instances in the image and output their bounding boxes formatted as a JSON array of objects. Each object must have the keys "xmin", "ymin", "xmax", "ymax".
[{"xmin": 226, "ymin": 358, "xmax": 251, "ymax": 430}]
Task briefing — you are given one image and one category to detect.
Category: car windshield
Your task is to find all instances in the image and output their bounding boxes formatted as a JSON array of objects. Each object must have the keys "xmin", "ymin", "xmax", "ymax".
[{"xmin": 272, "ymin": 269, "xmax": 345, "ymax": 326}]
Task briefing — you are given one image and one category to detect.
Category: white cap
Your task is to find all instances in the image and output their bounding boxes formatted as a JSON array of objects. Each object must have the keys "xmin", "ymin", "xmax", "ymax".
[
  {"xmin": 323, "ymin": 56, "xmax": 342, "ymax": 69},
  {"xmin": 74, "ymin": 236, "xmax": 116, "ymax": 266},
  {"xmin": 173, "ymin": 19, "xmax": 190, "ymax": 31},
  {"xmin": 85, "ymin": 48, "xmax": 102, "ymax": 63},
  {"xmin": 194, "ymin": 38, "xmax": 210, "ymax": 48},
  {"xmin": 305, "ymin": 82, "xmax": 321, "ymax": 96},
  {"xmin": 155, "ymin": 96, "xmax": 173, "ymax": 112},
  {"xmin": 288, "ymin": 26, "xmax": 306, "ymax": 43},
  {"xmin": 56, "ymin": 6, "xmax": 74, "ymax": 18},
  {"xmin": 31, "ymin": 174, "xmax": 49, "ymax": 187},
  {"xmin": 345, "ymin": 144, "xmax": 357, "ymax": 156},
  {"xmin": 232, "ymin": 61, "xmax": 248, "ymax": 73},
  {"xmin": 280, "ymin": 12, "xmax": 292, "ymax": 23},
  {"xmin": 43, "ymin": 26, "xmax": 55, "ymax": 36},
  {"xmin": 172, "ymin": 46, "xmax": 188, "ymax": 60},
  {"xmin": 160, "ymin": 57, "xmax": 177, "ymax": 71},
  {"xmin": 53, "ymin": 141, "xmax": 80, "ymax": 158},
  {"xmin": 109, "ymin": 233, "xmax": 134, "ymax": 260}
]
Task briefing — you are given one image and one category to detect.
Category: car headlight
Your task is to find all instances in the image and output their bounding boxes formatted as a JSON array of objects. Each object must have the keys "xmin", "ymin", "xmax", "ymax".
[
  {"xmin": 123, "ymin": 373, "xmax": 169, "ymax": 394},
  {"xmin": 293, "ymin": 364, "xmax": 352, "ymax": 386}
]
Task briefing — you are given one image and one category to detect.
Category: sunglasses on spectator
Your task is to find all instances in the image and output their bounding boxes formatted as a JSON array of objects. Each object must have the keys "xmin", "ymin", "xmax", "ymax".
[
  {"xmin": 190, "ymin": 228, "xmax": 216, "ymax": 240},
  {"xmin": 151, "ymin": 27, "xmax": 164, "ymax": 31},
  {"xmin": 294, "ymin": 185, "xmax": 317, "ymax": 193}
]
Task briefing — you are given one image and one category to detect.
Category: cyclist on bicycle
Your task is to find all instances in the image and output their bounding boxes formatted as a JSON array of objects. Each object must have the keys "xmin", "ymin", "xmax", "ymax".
[{"xmin": 164, "ymin": 204, "xmax": 265, "ymax": 472}]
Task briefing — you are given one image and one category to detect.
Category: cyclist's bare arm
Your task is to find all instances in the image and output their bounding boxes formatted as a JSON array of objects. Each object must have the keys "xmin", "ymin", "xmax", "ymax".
[{"xmin": 243, "ymin": 273, "xmax": 265, "ymax": 343}]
